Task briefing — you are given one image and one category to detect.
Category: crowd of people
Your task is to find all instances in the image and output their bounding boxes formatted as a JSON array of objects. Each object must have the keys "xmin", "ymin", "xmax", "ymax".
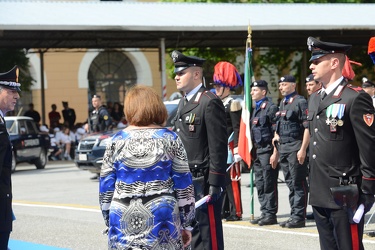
[{"xmin": 21, "ymin": 96, "xmax": 127, "ymax": 163}]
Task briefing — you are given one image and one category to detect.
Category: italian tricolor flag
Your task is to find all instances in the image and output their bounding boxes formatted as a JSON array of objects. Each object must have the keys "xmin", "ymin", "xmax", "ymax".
[{"xmin": 238, "ymin": 43, "xmax": 254, "ymax": 167}]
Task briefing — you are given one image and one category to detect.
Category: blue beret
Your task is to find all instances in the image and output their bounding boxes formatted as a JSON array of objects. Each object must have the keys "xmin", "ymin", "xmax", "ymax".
[
  {"xmin": 278, "ymin": 75, "xmax": 296, "ymax": 84},
  {"xmin": 251, "ymin": 80, "xmax": 268, "ymax": 89},
  {"xmin": 305, "ymin": 74, "xmax": 315, "ymax": 83}
]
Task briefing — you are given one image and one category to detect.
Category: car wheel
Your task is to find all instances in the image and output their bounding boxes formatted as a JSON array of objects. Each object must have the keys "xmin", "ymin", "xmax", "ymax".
[
  {"xmin": 11, "ymin": 152, "xmax": 16, "ymax": 173},
  {"xmin": 34, "ymin": 150, "xmax": 47, "ymax": 169}
]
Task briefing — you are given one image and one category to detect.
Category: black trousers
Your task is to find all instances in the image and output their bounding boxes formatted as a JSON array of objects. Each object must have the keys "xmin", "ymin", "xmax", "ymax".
[
  {"xmin": 221, "ymin": 169, "xmax": 242, "ymax": 218},
  {"xmin": 0, "ymin": 231, "xmax": 10, "ymax": 250},
  {"xmin": 253, "ymin": 151, "xmax": 279, "ymax": 217},
  {"xmin": 279, "ymin": 150, "xmax": 308, "ymax": 220},
  {"xmin": 192, "ymin": 195, "xmax": 224, "ymax": 250},
  {"xmin": 313, "ymin": 206, "xmax": 364, "ymax": 250}
]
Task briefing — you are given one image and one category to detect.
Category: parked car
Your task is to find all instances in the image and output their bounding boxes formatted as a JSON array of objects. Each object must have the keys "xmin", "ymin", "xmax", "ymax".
[
  {"xmin": 74, "ymin": 99, "xmax": 181, "ymax": 175},
  {"xmin": 163, "ymin": 98, "xmax": 180, "ymax": 129},
  {"xmin": 4, "ymin": 116, "xmax": 51, "ymax": 172}
]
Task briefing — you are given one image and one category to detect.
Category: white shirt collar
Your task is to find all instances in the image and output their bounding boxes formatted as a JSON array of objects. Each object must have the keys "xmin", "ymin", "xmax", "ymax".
[
  {"xmin": 185, "ymin": 84, "xmax": 202, "ymax": 101},
  {"xmin": 322, "ymin": 76, "xmax": 344, "ymax": 95},
  {"xmin": 0, "ymin": 110, "xmax": 4, "ymax": 117}
]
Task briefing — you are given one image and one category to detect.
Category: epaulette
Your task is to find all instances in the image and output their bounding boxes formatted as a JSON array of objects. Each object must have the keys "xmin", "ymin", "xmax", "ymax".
[
  {"xmin": 347, "ymin": 84, "xmax": 362, "ymax": 93},
  {"xmin": 230, "ymin": 99, "xmax": 242, "ymax": 112},
  {"xmin": 194, "ymin": 90, "xmax": 215, "ymax": 103}
]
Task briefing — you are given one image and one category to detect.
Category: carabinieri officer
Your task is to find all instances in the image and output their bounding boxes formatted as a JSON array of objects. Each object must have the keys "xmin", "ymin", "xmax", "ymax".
[
  {"xmin": 171, "ymin": 50, "xmax": 228, "ymax": 250},
  {"xmin": 307, "ymin": 36, "xmax": 375, "ymax": 250}
]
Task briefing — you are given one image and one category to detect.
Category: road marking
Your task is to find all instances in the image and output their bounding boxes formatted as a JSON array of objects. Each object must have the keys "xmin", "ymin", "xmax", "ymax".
[
  {"xmin": 223, "ymin": 223, "xmax": 375, "ymax": 244},
  {"xmin": 9, "ymin": 239, "xmax": 69, "ymax": 249},
  {"xmin": 13, "ymin": 200, "xmax": 100, "ymax": 213},
  {"xmin": 12, "ymin": 201, "xmax": 375, "ymax": 245}
]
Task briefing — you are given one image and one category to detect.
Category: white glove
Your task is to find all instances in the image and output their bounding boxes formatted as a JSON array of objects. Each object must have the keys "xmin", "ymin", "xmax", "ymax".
[{"xmin": 233, "ymin": 154, "xmax": 242, "ymax": 163}]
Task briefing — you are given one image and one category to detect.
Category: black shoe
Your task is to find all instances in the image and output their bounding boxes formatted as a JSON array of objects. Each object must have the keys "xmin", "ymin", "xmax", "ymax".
[
  {"xmin": 250, "ymin": 215, "xmax": 265, "ymax": 225},
  {"xmin": 221, "ymin": 213, "xmax": 230, "ymax": 220},
  {"xmin": 90, "ymin": 175, "xmax": 99, "ymax": 180},
  {"xmin": 306, "ymin": 213, "xmax": 314, "ymax": 220},
  {"xmin": 279, "ymin": 218, "xmax": 293, "ymax": 228},
  {"xmin": 285, "ymin": 219, "xmax": 306, "ymax": 228},
  {"xmin": 226, "ymin": 215, "xmax": 242, "ymax": 221},
  {"xmin": 258, "ymin": 216, "xmax": 278, "ymax": 226}
]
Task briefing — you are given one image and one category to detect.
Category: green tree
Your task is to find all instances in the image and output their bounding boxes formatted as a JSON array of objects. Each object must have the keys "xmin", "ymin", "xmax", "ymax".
[
  {"xmin": 163, "ymin": 0, "xmax": 373, "ymax": 95},
  {"xmin": 0, "ymin": 49, "xmax": 34, "ymax": 92},
  {"xmin": 166, "ymin": 47, "xmax": 243, "ymax": 88}
]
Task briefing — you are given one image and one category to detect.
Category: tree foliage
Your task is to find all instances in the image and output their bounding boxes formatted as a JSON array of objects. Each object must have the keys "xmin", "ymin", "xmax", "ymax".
[
  {"xmin": 0, "ymin": 49, "xmax": 34, "ymax": 92},
  {"xmin": 162, "ymin": 0, "xmax": 374, "ymax": 94},
  {"xmin": 166, "ymin": 47, "xmax": 243, "ymax": 88}
]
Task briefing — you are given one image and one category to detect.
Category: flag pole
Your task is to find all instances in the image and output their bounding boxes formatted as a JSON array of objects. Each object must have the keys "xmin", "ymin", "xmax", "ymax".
[{"xmin": 246, "ymin": 24, "xmax": 255, "ymax": 221}]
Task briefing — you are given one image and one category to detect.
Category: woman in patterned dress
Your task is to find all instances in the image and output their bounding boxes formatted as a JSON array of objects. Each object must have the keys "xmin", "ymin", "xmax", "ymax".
[{"xmin": 99, "ymin": 85, "xmax": 195, "ymax": 250}]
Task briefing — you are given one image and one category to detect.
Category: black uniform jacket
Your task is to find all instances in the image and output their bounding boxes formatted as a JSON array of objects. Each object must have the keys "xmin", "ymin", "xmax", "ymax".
[
  {"xmin": 0, "ymin": 117, "xmax": 13, "ymax": 232},
  {"xmin": 91, "ymin": 106, "xmax": 111, "ymax": 132},
  {"xmin": 174, "ymin": 87, "xmax": 228, "ymax": 188},
  {"xmin": 308, "ymin": 79, "xmax": 375, "ymax": 209},
  {"xmin": 251, "ymin": 100, "xmax": 278, "ymax": 154}
]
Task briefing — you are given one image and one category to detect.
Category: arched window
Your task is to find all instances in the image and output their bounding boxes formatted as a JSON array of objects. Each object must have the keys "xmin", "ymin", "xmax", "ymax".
[{"xmin": 88, "ymin": 50, "xmax": 137, "ymax": 110}]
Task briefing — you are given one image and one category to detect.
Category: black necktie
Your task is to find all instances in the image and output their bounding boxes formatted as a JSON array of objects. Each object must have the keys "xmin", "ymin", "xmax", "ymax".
[
  {"xmin": 184, "ymin": 96, "xmax": 188, "ymax": 106},
  {"xmin": 320, "ymin": 90, "xmax": 327, "ymax": 100}
]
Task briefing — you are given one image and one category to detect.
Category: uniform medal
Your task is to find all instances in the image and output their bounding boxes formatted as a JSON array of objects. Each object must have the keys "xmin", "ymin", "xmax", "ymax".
[
  {"xmin": 337, "ymin": 104, "xmax": 345, "ymax": 126},
  {"xmin": 188, "ymin": 113, "xmax": 196, "ymax": 132},
  {"xmin": 326, "ymin": 104, "xmax": 337, "ymax": 132},
  {"xmin": 331, "ymin": 104, "xmax": 339, "ymax": 130},
  {"xmin": 330, "ymin": 118, "xmax": 338, "ymax": 132}
]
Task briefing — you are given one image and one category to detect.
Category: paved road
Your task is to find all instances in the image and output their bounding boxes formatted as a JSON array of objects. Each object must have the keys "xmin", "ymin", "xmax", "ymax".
[{"xmin": 9, "ymin": 162, "xmax": 375, "ymax": 250}]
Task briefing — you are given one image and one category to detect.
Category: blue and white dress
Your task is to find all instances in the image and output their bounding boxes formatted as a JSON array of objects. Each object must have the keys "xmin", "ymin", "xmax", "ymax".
[{"xmin": 99, "ymin": 128, "xmax": 195, "ymax": 250}]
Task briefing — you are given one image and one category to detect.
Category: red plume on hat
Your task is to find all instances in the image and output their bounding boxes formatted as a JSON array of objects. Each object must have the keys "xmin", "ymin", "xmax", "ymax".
[
  {"xmin": 368, "ymin": 37, "xmax": 375, "ymax": 65},
  {"xmin": 342, "ymin": 56, "xmax": 362, "ymax": 81},
  {"xmin": 213, "ymin": 61, "xmax": 243, "ymax": 89}
]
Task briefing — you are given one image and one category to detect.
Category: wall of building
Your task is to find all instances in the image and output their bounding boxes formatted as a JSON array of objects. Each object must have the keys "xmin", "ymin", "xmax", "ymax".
[{"xmin": 26, "ymin": 49, "xmax": 177, "ymax": 128}]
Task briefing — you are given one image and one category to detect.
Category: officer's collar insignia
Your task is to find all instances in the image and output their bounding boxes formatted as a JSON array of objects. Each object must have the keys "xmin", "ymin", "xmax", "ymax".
[
  {"xmin": 194, "ymin": 92, "xmax": 202, "ymax": 102},
  {"xmin": 363, "ymin": 114, "xmax": 374, "ymax": 127},
  {"xmin": 261, "ymin": 102, "xmax": 267, "ymax": 109},
  {"xmin": 333, "ymin": 85, "xmax": 345, "ymax": 98}
]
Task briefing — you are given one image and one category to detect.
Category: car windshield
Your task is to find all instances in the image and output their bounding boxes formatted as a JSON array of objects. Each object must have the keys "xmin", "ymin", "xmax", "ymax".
[{"xmin": 5, "ymin": 120, "xmax": 17, "ymax": 135}]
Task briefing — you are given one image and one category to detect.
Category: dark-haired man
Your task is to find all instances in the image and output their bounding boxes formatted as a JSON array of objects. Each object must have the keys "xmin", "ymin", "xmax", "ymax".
[
  {"xmin": 62, "ymin": 101, "xmax": 76, "ymax": 129},
  {"xmin": 250, "ymin": 80, "xmax": 279, "ymax": 226},
  {"xmin": 271, "ymin": 75, "xmax": 309, "ymax": 229},
  {"xmin": 305, "ymin": 74, "xmax": 322, "ymax": 97}
]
